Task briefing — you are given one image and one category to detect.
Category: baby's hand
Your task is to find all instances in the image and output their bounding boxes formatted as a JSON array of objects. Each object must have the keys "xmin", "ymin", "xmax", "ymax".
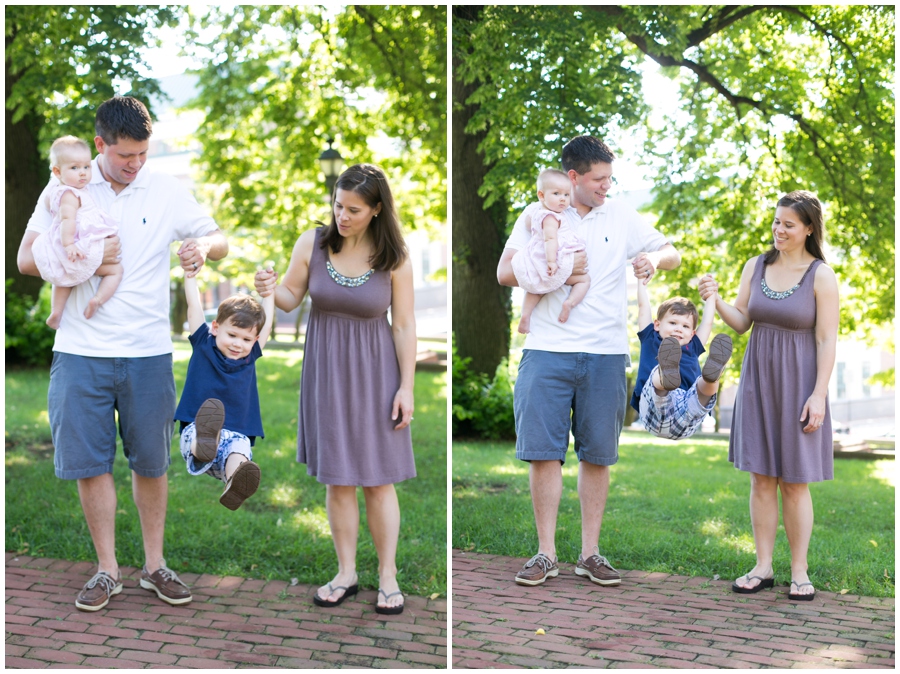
[
  {"xmin": 65, "ymin": 243, "xmax": 85, "ymax": 262},
  {"xmin": 547, "ymin": 261, "xmax": 558, "ymax": 276}
]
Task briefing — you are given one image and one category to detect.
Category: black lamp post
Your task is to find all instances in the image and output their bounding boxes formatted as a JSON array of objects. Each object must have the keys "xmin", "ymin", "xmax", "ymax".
[{"xmin": 318, "ymin": 138, "xmax": 344, "ymax": 195}]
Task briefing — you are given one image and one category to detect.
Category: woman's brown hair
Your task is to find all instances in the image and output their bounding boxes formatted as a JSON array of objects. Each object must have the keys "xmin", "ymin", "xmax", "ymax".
[
  {"xmin": 319, "ymin": 163, "xmax": 408, "ymax": 271},
  {"xmin": 763, "ymin": 190, "xmax": 826, "ymax": 265}
]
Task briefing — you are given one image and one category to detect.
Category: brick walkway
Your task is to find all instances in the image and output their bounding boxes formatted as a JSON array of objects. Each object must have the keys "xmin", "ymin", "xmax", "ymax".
[
  {"xmin": 6, "ymin": 553, "xmax": 446, "ymax": 668},
  {"xmin": 453, "ymin": 550, "xmax": 895, "ymax": 669}
]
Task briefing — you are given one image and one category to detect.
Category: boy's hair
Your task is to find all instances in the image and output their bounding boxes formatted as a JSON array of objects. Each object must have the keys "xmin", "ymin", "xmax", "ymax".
[
  {"xmin": 537, "ymin": 168, "xmax": 569, "ymax": 192},
  {"xmin": 561, "ymin": 135, "xmax": 616, "ymax": 176},
  {"xmin": 657, "ymin": 297, "xmax": 699, "ymax": 329},
  {"xmin": 49, "ymin": 136, "xmax": 91, "ymax": 168},
  {"xmin": 215, "ymin": 294, "xmax": 266, "ymax": 335},
  {"xmin": 95, "ymin": 96, "xmax": 153, "ymax": 145}
]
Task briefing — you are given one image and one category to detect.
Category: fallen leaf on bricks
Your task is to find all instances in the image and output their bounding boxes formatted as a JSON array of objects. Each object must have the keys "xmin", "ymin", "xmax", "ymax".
[{"xmin": 535, "ymin": 629, "xmax": 545, "ymax": 635}]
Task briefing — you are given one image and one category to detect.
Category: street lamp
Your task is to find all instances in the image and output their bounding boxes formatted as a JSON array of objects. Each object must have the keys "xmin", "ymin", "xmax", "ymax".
[{"xmin": 318, "ymin": 138, "xmax": 344, "ymax": 195}]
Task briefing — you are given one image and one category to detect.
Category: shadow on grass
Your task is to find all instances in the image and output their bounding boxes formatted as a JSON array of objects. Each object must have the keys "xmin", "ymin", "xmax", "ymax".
[
  {"xmin": 6, "ymin": 344, "xmax": 447, "ymax": 597},
  {"xmin": 452, "ymin": 431, "xmax": 894, "ymax": 598}
]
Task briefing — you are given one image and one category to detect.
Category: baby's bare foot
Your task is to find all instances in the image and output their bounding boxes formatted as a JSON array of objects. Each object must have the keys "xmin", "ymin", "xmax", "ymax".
[
  {"xmin": 46, "ymin": 312, "xmax": 62, "ymax": 330},
  {"xmin": 84, "ymin": 297, "xmax": 102, "ymax": 319},
  {"xmin": 558, "ymin": 301, "xmax": 573, "ymax": 324}
]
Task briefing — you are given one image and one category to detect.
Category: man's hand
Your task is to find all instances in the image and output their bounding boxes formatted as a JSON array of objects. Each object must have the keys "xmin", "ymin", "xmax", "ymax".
[
  {"xmin": 101, "ymin": 235, "xmax": 122, "ymax": 266},
  {"xmin": 177, "ymin": 238, "xmax": 211, "ymax": 278},
  {"xmin": 570, "ymin": 249, "xmax": 588, "ymax": 277},
  {"xmin": 632, "ymin": 253, "xmax": 656, "ymax": 285}
]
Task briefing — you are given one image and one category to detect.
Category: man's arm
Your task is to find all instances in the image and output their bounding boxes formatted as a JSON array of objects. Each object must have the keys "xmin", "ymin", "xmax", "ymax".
[{"xmin": 497, "ymin": 248, "xmax": 519, "ymax": 287}]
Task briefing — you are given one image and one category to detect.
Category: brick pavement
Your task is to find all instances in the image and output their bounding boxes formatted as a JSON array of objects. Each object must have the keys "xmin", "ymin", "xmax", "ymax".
[
  {"xmin": 6, "ymin": 553, "xmax": 446, "ymax": 668},
  {"xmin": 453, "ymin": 550, "xmax": 894, "ymax": 669}
]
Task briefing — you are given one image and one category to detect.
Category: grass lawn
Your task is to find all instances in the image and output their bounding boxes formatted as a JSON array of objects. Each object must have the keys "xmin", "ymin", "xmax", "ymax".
[
  {"xmin": 453, "ymin": 431, "xmax": 894, "ymax": 598},
  {"xmin": 6, "ymin": 342, "xmax": 447, "ymax": 597}
]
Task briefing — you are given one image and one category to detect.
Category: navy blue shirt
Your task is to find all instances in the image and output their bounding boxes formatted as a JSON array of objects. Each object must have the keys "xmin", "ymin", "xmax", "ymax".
[
  {"xmin": 175, "ymin": 323, "xmax": 264, "ymax": 444},
  {"xmin": 630, "ymin": 323, "xmax": 705, "ymax": 412}
]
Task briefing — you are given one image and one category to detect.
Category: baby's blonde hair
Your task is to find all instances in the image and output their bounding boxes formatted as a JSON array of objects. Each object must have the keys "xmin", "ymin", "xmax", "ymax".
[
  {"xmin": 49, "ymin": 136, "xmax": 91, "ymax": 168},
  {"xmin": 536, "ymin": 168, "xmax": 569, "ymax": 192}
]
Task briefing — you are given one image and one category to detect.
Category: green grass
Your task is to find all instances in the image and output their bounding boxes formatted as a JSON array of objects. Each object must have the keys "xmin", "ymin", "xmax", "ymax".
[
  {"xmin": 5, "ymin": 343, "xmax": 447, "ymax": 597},
  {"xmin": 453, "ymin": 431, "xmax": 894, "ymax": 598}
]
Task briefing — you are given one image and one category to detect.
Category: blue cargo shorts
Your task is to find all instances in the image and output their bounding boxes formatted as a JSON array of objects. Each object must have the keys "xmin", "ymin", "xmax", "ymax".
[
  {"xmin": 514, "ymin": 349, "xmax": 627, "ymax": 466},
  {"xmin": 48, "ymin": 352, "xmax": 175, "ymax": 480}
]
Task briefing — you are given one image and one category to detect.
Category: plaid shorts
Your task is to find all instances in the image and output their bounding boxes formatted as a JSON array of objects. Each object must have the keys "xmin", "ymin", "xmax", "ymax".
[
  {"xmin": 638, "ymin": 370, "xmax": 716, "ymax": 440},
  {"xmin": 179, "ymin": 423, "xmax": 253, "ymax": 483}
]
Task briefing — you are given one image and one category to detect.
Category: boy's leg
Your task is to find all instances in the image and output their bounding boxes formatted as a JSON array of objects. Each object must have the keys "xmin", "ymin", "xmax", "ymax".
[
  {"xmin": 47, "ymin": 284, "xmax": 72, "ymax": 329},
  {"xmin": 558, "ymin": 276, "xmax": 591, "ymax": 323},
  {"xmin": 84, "ymin": 263, "xmax": 124, "ymax": 319},
  {"xmin": 656, "ymin": 337, "xmax": 682, "ymax": 390},
  {"xmin": 518, "ymin": 292, "xmax": 542, "ymax": 334},
  {"xmin": 193, "ymin": 399, "xmax": 225, "ymax": 462},
  {"xmin": 218, "ymin": 432, "xmax": 259, "ymax": 511}
]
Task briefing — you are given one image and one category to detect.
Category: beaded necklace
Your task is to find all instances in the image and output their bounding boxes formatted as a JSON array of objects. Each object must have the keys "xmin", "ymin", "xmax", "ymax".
[{"xmin": 326, "ymin": 259, "xmax": 374, "ymax": 288}]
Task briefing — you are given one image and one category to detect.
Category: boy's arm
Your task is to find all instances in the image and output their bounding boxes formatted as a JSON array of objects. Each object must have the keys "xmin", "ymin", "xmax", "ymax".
[
  {"xmin": 256, "ymin": 292, "xmax": 276, "ymax": 350},
  {"xmin": 184, "ymin": 274, "xmax": 205, "ymax": 334},
  {"xmin": 636, "ymin": 274, "xmax": 653, "ymax": 331},
  {"xmin": 695, "ymin": 293, "xmax": 717, "ymax": 346}
]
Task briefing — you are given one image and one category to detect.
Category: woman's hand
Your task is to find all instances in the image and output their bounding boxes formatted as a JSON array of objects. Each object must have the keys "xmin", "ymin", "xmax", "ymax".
[
  {"xmin": 698, "ymin": 274, "xmax": 718, "ymax": 301},
  {"xmin": 391, "ymin": 387, "xmax": 414, "ymax": 430},
  {"xmin": 800, "ymin": 392, "xmax": 827, "ymax": 433},
  {"xmin": 255, "ymin": 268, "xmax": 278, "ymax": 297}
]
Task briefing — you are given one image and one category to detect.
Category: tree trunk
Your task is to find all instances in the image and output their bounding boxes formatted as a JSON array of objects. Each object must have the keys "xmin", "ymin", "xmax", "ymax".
[
  {"xmin": 5, "ymin": 56, "xmax": 47, "ymax": 300},
  {"xmin": 451, "ymin": 6, "xmax": 512, "ymax": 377}
]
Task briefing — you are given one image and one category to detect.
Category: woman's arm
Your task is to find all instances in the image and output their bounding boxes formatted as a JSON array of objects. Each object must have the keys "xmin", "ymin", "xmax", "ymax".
[
  {"xmin": 700, "ymin": 258, "xmax": 756, "ymax": 335},
  {"xmin": 801, "ymin": 264, "xmax": 839, "ymax": 433},
  {"xmin": 255, "ymin": 229, "xmax": 316, "ymax": 313},
  {"xmin": 390, "ymin": 258, "xmax": 416, "ymax": 430}
]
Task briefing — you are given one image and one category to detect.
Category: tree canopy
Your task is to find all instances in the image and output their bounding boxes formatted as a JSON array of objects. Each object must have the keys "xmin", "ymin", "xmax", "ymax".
[
  {"xmin": 454, "ymin": 5, "xmax": 894, "ymax": 376},
  {"xmin": 5, "ymin": 5, "xmax": 176, "ymax": 297},
  {"xmin": 181, "ymin": 5, "xmax": 447, "ymax": 282}
]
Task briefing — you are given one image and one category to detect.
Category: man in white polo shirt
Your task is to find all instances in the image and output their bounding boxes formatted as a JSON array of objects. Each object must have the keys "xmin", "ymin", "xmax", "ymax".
[
  {"xmin": 17, "ymin": 96, "xmax": 228, "ymax": 611},
  {"xmin": 497, "ymin": 136, "xmax": 681, "ymax": 587}
]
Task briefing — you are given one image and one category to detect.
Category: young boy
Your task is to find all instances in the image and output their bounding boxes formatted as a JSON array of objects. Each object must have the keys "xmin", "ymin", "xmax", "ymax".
[
  {"xmin": 174, "ymin": 272, "xmax": 275, "ymax": 509},
  {"xmin": 631, "ymin": 275, "xmax": 733, "ymax": 440}
]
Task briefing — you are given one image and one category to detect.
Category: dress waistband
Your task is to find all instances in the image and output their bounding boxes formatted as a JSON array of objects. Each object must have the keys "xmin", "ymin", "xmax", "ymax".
[
  {"xmin": 754, "ymin": 321, "xmax": 815, "ymax": 334},
  {"xmin": 311, "ymin": 306, "xmax": 388, "ymax": 322}
]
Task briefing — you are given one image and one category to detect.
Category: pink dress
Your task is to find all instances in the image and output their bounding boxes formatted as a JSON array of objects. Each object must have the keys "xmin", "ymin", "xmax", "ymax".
[
  {"xmin": 32, "ymin": 185, "xmax": 119, "ymax": 287},
  {"xmin": 511, "ymin": 206, "xmax": 585, "ymax": 294}
]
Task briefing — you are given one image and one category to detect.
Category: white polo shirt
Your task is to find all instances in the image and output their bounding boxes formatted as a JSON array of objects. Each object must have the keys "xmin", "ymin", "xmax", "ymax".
[
  {"xmin": 26, "ymin": 158, "xmax": 219, "ymax": 357},
  {"xmin": 505, "ymin": 199, "xmax": 669, "ymax": 354}
]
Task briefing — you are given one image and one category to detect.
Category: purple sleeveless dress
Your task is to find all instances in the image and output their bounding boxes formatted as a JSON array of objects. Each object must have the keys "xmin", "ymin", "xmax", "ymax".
[
  {"xmin": 297, "ymin": 228, "xmax": 416, "ymax": 486},
  {"xmin": 729, "ymin": 255, "xmax": 832, "ymax": 483}
]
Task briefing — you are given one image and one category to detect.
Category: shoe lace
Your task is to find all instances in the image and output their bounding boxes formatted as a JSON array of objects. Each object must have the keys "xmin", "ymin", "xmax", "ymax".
[
  {"xmin": 586, "ymin": 554, "xmax": 618, "ymax": 572},
  {"xmin": 525, "ymin": 553, "xmax": 554, "ymax": 571},
  {"xmin": 155, "ymin": 559, "xmax": 188, "ymax": 587},
  {"xmin": 85, "ymin": 571, "xmax": 118, "ymax": 593}
]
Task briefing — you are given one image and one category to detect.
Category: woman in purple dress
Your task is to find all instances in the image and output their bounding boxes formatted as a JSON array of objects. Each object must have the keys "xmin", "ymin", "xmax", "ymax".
[
  {"xmin": 699, "ymin": 191, "xmax": 839, "ymax": 601},
  {"xmin": 255, "ymin": 164, "xmax": 416, "ymax": 614}
]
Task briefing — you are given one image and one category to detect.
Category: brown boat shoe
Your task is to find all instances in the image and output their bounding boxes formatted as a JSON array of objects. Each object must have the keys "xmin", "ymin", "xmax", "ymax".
[
  {"xmin": 140, "ymin": 559, "xmax": 192, "ymax": 605},
  {"xmin": 75, "ymin": 570, "xmax": 123, "ymax": 611},
  {"xmin": 220, "ymin": 460, "xmax": 261, "ymax": 511},
  {"xmin": 514, "ymin": 552, "xmax": 559, "ymax": 586},
  {"xmin": 575, "ymin": 553, "xmax": 621, "ymax": 586}
]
